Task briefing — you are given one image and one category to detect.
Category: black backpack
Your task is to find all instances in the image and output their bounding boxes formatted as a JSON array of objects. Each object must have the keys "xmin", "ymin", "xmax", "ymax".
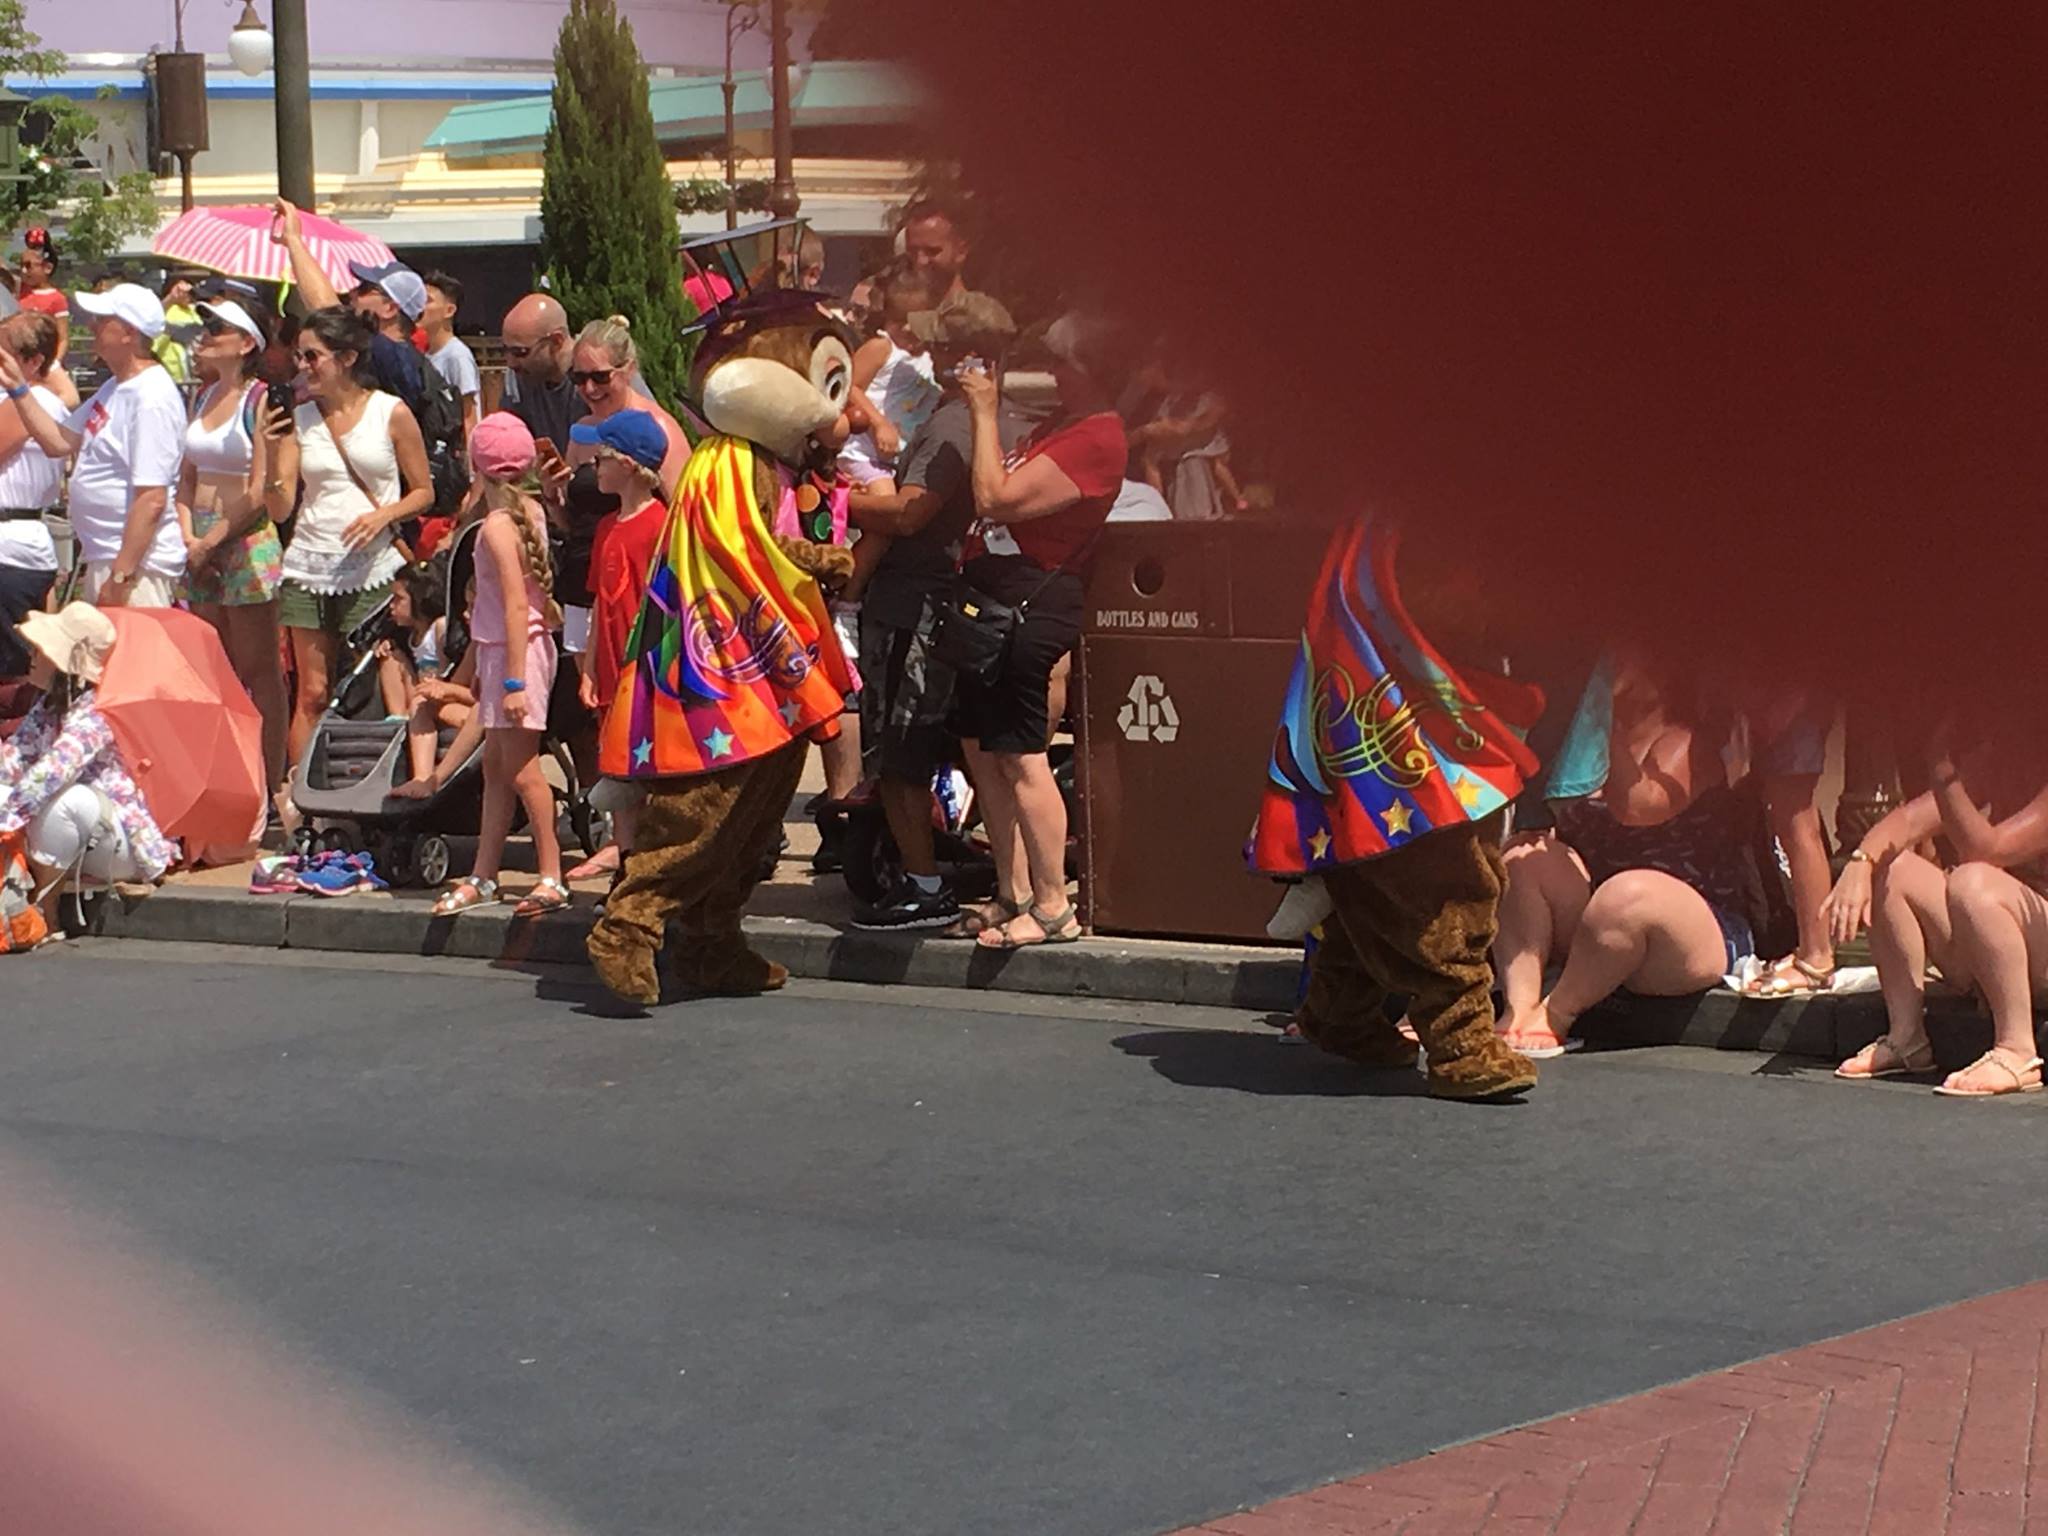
[{"xmin": 371, "ymin": 335, "xmax": 470, "ymax": 518}]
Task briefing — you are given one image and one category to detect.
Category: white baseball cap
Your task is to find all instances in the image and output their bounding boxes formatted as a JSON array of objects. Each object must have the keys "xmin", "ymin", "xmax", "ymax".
[
  {"xmin": 74, "ymin": 283, "xmax": 167, "ymax": 340},
  {"xmin": 196, "ymin": 298, "xmax": 266, "ymax": 348}
]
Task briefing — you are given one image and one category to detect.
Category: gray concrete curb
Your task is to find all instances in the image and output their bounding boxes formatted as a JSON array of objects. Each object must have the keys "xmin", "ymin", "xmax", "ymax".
[
  {"xmin": 93, "ymin": 885, "xmax": 1992, "ymax": 1065},
  {"xmin": 91, "ymin": 885, "xmax": 1306, "ymax": 1012}
]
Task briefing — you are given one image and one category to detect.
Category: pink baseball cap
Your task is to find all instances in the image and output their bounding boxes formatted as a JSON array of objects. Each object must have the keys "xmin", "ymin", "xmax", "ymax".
[{"xmin": 470, "ymin": 411, "xmax": 536, "ymax": 479}]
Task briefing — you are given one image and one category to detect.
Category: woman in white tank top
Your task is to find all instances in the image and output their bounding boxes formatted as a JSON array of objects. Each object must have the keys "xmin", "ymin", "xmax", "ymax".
[
  {"xmin": 0, "ymin": 311, "xmax": 65, "ymax": 678},
  {"xmin": 257, "ymin": 307, "xmax": 434, "ymax": 779},
  {"xmin": 176, "ymin": 298, "xmax": 290, "ymax": 791}
]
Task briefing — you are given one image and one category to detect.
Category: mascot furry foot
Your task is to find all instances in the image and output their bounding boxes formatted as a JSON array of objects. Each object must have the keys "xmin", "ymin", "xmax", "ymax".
[
  {"xmin": 587, "ymin": 744, "xmax": 809, "ymax": 1006},
  {"xmin": 672, "ymin": 937, "xmax": 789, "ymax": 996},
  {"xmin": 1315, "ymin": 824, "xmax": 1537, "ymax": 1100}
]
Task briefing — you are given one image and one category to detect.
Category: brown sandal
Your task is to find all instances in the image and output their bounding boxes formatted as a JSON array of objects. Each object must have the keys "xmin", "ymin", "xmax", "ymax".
[
  {"xmin": 977, "ymin": 902, "xmax": 1082, "ymax": 951},
  {"xmin": 1744, "ymin": 954, "xmax": 1837, "ymax": 998},
  {"xmin": 1835, "ymin": 1036, "xmax": 1937, "ymax": 1080},
  {"xmin": 943, "ymin": 896, "xmax": 1026, "ymax": 939}
]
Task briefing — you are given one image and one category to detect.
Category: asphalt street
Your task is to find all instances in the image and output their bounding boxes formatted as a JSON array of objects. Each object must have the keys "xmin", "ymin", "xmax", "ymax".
[{"xmin": 7, "ymin": 942, "xmax": 2046, "ymax": 1536}]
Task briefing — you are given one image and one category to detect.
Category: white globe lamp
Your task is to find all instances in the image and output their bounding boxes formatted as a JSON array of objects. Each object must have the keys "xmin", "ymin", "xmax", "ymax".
[{"xmin": 228, "ymin": 1, "xmax": 274, "ymax": 76}]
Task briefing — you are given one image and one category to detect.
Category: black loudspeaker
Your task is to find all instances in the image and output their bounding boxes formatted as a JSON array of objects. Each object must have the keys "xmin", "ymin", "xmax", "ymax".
[{"xmin": 154, "ymin": 51, "xmax": 210, "ymax": 155}]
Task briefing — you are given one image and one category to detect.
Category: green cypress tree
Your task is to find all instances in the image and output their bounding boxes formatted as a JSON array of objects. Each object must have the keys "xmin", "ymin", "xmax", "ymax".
[{"xmin": 539, "ymin": 0, "xmax": 696, "ymax": 406}]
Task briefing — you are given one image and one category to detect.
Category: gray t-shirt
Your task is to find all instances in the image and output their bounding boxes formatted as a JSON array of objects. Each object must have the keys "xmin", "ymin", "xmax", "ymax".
[
  {"xmin": 864, "ymin": 395, "xmax": 1027, "ymax": 629},
  {"xmin": 427, "ymin": 336, "xmax": 481, "ymax": 400}
]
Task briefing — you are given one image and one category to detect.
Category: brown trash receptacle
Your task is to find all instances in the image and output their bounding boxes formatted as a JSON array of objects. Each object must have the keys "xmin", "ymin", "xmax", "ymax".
[{"xmin": 1074, "ymin": 519, "xmax": 1335, "ymax": 943}]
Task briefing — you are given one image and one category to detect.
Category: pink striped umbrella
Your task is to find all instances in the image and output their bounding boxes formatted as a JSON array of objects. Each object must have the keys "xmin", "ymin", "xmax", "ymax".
[{"xmin": 151, "ymin": 205, "xmax": 398, "ymax": 292}]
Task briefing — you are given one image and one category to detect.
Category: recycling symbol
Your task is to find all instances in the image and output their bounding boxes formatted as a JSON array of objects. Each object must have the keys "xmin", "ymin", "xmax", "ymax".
[{"xmin": 1118, "ymin": 674, "xmax": 1180, "ymax": 743}]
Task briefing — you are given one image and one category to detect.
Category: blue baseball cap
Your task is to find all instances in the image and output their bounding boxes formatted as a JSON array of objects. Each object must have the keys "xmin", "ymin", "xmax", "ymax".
[
  {"xmin": 347, "ymin": 259, "xmax": 428, "ymax": 322},
  {"xmin": 570, "ymin": 409, "xmax": 668, "ymax": 471}
]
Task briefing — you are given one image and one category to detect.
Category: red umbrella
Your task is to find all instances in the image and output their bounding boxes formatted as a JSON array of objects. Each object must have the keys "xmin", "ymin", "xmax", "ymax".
[
  {"xmin": 96, "ymin": 610, "xmax": 264, "ymax": 853},
  {"xmin": 151, "ymin": 204, "xmax": 397, "ymax": 294}
]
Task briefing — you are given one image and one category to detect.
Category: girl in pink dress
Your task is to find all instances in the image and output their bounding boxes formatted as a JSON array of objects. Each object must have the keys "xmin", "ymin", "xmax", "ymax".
[{"xmin": 400, "ymin": 413, "xmax": 566, "ymax": 917}]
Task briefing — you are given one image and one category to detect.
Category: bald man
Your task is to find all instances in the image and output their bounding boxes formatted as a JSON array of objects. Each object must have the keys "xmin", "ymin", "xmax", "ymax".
[{"xmin": 498, "ymin": 293, "xmax": 584, "ymax": 451}]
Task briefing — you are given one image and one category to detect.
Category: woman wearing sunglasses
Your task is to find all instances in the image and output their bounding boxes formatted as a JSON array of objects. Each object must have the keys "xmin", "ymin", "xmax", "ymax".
[
  {"xmin": 552, "ymin": 317, "xmax": 688, "ymax": 880},
  {"xmin": 176, "ymin": 298, "xmax": 289, "ymax": 797},
  {"xmin": 257, "ymin": 306, "xmax": 433, "ymax": 790}
]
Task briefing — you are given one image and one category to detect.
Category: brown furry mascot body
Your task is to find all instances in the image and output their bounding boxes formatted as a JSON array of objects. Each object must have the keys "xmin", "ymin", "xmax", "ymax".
[{"xmin": 587, "ymin": 275, "xmax": 862, "ymax": 1005}]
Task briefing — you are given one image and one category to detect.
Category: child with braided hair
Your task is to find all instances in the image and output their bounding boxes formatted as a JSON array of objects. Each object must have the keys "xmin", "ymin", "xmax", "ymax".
[{"xmin": 397, "ymin": 412, "xmax": 567, "ymax": 917}]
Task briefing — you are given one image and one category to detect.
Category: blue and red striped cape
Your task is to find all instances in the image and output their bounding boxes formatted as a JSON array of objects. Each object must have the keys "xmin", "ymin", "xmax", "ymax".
[{"xmin": 1248, "ymin": 518, "xmax": 1544, "ymax": 875}]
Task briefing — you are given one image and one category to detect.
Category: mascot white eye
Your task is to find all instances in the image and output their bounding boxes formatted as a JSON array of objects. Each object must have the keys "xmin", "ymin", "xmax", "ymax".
[{"xmin": 808, "ymin": 335, "xmax": 853, "ymax": 408}]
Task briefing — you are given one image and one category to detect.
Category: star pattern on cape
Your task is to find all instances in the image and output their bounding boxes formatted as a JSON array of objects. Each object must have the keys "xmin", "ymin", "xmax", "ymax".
[
  {"xmin": 703, "ymin": 728, "xmax": 737, "ymax": 760},
  {"xmin": 1381, "ymin": 802, "xmax": 1414, "ymax": 838},
  {"xmin": 632, "ymin": 740, "xmax": 653, "ymax": 768},
  {"xmin": 1307, "ymin": 829, "xmax": 1332, "ymax": 863}
]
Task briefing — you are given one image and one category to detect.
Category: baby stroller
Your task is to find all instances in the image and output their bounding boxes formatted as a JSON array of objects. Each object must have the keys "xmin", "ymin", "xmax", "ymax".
[{"xmin": 288, "ymin": 523, "xmax": 604, "ymax": 886}]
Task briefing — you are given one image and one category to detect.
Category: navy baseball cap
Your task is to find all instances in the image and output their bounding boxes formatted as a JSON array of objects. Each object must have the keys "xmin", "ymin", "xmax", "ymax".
[
  {"xmin": 570, "ymin": 409, "xmax": 668, "ymax": 471},
  {"xmin": 347, "ymin": 259, "xmax": 427, "ymax": 322}
]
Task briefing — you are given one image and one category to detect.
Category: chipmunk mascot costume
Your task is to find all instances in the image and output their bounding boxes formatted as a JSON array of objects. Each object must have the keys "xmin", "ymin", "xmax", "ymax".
[
  {"xmin": 586, "ymin": 287, "xmax": 858, "ymax": 1005},
  {"xmin": 1250, "ymin": 517, "xmax": 1546, "ymax": 1099}
]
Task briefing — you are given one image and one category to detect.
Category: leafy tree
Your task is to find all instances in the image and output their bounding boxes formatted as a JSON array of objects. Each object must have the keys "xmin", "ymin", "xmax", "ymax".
[
  {"xmin": 539, "ymin": 0, "xmax": 696, "ymax": 403},
  {"xmin": 0, "ymin": 0, "xmax": 159, "ymax": 264}
]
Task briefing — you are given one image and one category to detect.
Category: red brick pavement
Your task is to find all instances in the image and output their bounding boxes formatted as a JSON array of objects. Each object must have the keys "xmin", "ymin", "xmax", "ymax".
[{"xmin": 1169, "ymin": 1281, "xmax": 2048, "ymax": 1536}]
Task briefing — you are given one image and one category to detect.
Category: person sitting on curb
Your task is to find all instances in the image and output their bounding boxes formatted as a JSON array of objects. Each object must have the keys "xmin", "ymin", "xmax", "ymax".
[
  {"xmin": 1828, "ymin": 724, "xmax": 2048, "ymax": 1098},
  {"xmin": 1493, "ymin": 653, "xmax": 1764, "ymax": 1059},
  {"xmin": 0, "ymin": 604, "xmax": 179, "ymax": 911}
]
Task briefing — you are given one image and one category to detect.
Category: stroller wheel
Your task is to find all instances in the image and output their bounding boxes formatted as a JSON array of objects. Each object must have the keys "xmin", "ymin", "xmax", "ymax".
[
  {"xmin": 317, "ymin": 827, "xmax": 359, "ymax": 856},
  {"xmin": 412, "ymin": 834, "xmax": 454, "ymax": 888}
]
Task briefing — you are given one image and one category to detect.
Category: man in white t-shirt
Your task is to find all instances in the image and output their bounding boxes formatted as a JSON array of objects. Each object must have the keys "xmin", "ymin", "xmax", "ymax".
[
  {"xmin": 0, "ymin": 283, "xmax": 186, "ymax": 607},
  {"xmin": 421, "ymin": 270, "xmax": 479, "ymax": 443}
]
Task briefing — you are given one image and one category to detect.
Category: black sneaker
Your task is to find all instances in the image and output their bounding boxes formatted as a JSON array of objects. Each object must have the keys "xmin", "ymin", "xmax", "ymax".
[{"xmin": 852, "ymin": 880, "xmax": 960, "ymax": 931}]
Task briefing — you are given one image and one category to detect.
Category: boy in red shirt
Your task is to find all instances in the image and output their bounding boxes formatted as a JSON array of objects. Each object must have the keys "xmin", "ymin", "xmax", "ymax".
[{"xmin": 568, "ymin": 409, "xmax": 670, "ymax": 874}]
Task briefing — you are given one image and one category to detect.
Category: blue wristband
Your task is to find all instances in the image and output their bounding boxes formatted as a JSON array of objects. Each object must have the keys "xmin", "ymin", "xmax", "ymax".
[
  {"xmin": 5, "ymin": 385, "xmax": 27, "ymax": 401},
  {"xmin": 501, "ymin": 678, "xmax": 526, "ymax": 693}
]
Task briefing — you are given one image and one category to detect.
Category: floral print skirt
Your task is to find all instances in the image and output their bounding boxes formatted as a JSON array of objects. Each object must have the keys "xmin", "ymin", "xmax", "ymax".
[{"xmin": 183, "ymin": 505, "xmax": 284, "ymax": 608}]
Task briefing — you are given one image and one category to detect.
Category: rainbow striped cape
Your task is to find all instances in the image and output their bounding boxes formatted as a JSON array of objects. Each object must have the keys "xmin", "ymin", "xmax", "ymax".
[
  {"xmin": 599, "ymin": 435, "xmax": 852, "ymax": 780},
  {"xmin": 1249, "ymin": 518, "xmax": 1543, "ymax": 875}
]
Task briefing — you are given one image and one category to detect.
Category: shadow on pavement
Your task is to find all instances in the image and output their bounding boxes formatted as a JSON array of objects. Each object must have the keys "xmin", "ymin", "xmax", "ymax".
[{"xmin": 1113, "ymin": 1028, "xmax": 1433, "ymax": 1097}]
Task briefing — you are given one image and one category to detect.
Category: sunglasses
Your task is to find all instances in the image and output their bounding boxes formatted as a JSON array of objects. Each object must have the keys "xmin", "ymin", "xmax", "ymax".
[
  {"xmin": 201, "ymin": 318, "xmax": 241, "ymax": 338},
  {"xmin": 570, "ymin": 368, "xmax": 615, "ymax": 388},
  {"xmin": 295, "ymin": 347, "xmax": 331, "ymax": 366}
]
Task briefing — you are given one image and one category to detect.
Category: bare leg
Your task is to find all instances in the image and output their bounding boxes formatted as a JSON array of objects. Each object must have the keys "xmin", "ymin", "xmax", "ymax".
[
  {"xmin": 405, "ymin": 697, "xmax": 441, "ymax": 780},
  {"xmin": 284, "ymin": 625, "xmax": 341, "ymax": 801},
  {"xmin": 377, "ymin": 651, "xmax": 413, "ymax": 718},
  {"xmin": 820, "ymin": 722, "xmax": 863, "ymax": 801},
  {"xmin": 1943, "ymin": 863, "xmax": 2048, "ymax": 1062},
  {"xmin": 1512, "ymin": 869, "xmax": 1729, "ymax": 1049},
  {"xmin": 504, "ymin": 729, "xmax": 562, "ymax": 886},
  {"xmin": 471, "ymin": 731, "xmax": 520, "ymax": 884},
  {"xmin": 1866, "ymin": 850, "xmax": 1964, "ymax": 1058},
  {"xmin": 1492, "ymin": 833, "xmax": 1591, "ymax": 1034},
  {"xmin": 203, "ymin": 601, "xmax": 289, "ymax": 791},
  {"xmin": 879, "ymin": 775, "xmax": 939, "ymax": 879},
  {"xmin": 986, "ymin": 749, "xmax": 1071, "ymax": 940},
  {"xmin": 1765, "ymin": 772, "xmax": 1835, "ymax": 972},
  {"xmin": 960, "ymin": 738, "xmax": 1029, "ymax": 909},
  {"xmin": 1046, "ymin": 654, "xmax": 1072, "ymax": 743}
]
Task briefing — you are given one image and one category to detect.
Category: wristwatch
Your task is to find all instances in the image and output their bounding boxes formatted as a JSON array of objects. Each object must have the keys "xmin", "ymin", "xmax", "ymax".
[
  {"xmin": 109, "ymin": 568, "xmax": 139, "ymax": 588},
  {"xmin": 1846, "ymin": 848, "xmax": 1874, "ymax": 866}
]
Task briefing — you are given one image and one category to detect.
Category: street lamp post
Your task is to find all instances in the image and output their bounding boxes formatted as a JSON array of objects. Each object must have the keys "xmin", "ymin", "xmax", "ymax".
[
  {"xmin": 723, "ymin": 2, "xmax": 759, "ymax": 230},
  {"xmin": 270, "ymin": 0, "xmax": 314, "ymax": 209},
  {"xmin": 766, "ymin": 0, "xmax": 798, "ymax": 221}
]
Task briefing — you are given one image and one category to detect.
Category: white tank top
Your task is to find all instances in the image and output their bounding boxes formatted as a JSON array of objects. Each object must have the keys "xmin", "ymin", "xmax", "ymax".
[
  {"xmin": 278, "ymin": 390, "xmax": 406, "ymax": 595},
  {"xmin": 184, "ymin": 380, "xmax": 258, "ymax": 480}
]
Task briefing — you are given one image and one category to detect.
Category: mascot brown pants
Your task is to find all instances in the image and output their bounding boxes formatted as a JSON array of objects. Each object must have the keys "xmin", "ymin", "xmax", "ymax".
[
  {"xmin": 1295, "ymin": 819, "xmax": 1539, "ymax": 1099},
  {"xmin": 586, "ymin": 741, "xmax": 808, "ymax": 1005}
]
